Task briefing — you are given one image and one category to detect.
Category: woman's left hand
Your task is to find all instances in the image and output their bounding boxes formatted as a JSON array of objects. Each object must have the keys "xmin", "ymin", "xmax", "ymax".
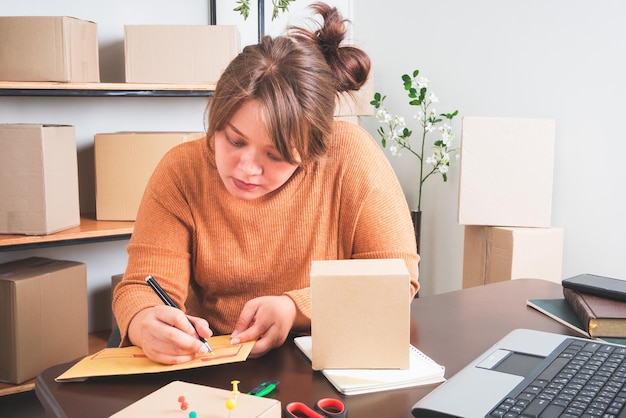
[{"xmin": 230, "ymin": 295, "xmax": 297, "ymax": 357}]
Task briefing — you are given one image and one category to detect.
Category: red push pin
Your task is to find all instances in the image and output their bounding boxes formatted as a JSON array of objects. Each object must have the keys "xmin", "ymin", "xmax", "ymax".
[{"xmin": 178, "ymin": 395, "xmax": 189, "ymax": 410}]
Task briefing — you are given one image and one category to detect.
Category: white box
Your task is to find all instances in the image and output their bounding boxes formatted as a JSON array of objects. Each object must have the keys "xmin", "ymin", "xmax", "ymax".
[
  {"xmin": 124, "ymin": 25, "xmax": 240, "ymax": 84},
  {"xmin": 462, "ymin": 225, "xmax": 564, "ymax": 288},
  {"xmin": 0, "ymin": 124, "xmax": 80, "ymax": 235},
  {"xmin": 458, "ymin": 117, "xmax": 556, "ymax": 227}
]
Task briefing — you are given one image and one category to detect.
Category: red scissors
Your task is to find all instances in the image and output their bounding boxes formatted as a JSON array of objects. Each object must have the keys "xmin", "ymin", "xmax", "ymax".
[{"xmin": 284, "ymin": 398, "xmax": 347, "ymax": 417}]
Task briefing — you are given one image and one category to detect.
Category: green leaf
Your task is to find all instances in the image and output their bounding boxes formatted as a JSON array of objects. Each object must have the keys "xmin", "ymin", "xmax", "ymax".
[
  {"xmin": 234, "ymin": 0, "xmax": 250, "ymax": 20},
  {"xmin": 381, "ymin": 138, "xmax": 387, "ymax": 147},
  {"xmin": 419, "ymin": 87, "xmax": 427, "ymax": 102},
  {"xmin": 413, "ymin": 69, "xmax": 420, "ymax": 78},
  {"xmin": 409, "ymin": 99, "xmax": 421, "ymax": 106},
  {"xmin": 403, "ymin": 128, "xmax": 412, "ymax": 137},
  {"xmin": 442, "ymin": 173, "xmax": 448, "ymax": 182},
  {"xmin": 442, "ymin": 110, "xmax": 459, "ymax": 119}
]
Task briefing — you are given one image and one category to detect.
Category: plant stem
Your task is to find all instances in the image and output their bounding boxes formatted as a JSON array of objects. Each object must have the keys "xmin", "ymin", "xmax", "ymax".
[{"xmin": 418, "ymin": 119, "xmax": 427, "ymax": 212}]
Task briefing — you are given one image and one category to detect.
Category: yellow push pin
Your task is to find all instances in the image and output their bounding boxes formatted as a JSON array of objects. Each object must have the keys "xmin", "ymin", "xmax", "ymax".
[
  {"xmin": 230, "ymin": 380, "xmax": 240, "ymax": 398},
  {"xmin": 226, "ymin": 398, "xmax": 237, "ymax": 410},
  {"xmin": 225, "ymin": 397, "xmax": 237, "ymax": 418}
]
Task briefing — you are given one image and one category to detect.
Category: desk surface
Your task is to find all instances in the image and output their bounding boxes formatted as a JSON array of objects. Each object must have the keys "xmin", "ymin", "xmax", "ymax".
[{"xmin": 35, "ymin": 279, "xmax": 574, "ymax": 418}]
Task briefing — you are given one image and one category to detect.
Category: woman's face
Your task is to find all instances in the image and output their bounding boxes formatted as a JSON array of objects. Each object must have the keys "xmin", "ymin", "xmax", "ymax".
[{"xmin": 214, "ymin": 100, "xmax": 300, "ymax": 200}]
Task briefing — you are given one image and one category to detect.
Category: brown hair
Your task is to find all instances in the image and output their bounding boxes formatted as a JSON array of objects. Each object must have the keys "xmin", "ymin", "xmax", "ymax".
[{"xmin": 206, "ymin": 2, "xmax": 371, "ymax": 164}]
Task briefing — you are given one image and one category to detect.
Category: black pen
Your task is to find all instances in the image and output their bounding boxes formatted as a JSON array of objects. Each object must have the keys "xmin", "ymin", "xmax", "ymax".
[{"xmin": 145, "ymin": 275, "xmax": 213, "ymax": 353}]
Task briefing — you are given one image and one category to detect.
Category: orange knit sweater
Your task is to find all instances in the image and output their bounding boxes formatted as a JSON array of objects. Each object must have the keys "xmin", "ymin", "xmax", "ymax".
[{"xmin": 112, "ymin": 121, "xmax": 419, "ymax": 345}]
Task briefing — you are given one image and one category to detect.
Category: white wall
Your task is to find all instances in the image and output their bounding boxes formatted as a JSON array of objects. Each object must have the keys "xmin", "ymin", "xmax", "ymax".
[
  {"xmin": 354, "ymin": 0, "xmax": 626, "ymax": 296},
  {"xmin": 2, "ymin": 0, "xmax": 625, "ymax": 331}
]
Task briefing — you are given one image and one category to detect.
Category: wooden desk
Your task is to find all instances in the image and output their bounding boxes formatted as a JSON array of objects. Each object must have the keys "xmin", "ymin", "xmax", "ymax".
[{"xmin": 35, "ymin": 279, "xmax": 575, "ymax": 418}]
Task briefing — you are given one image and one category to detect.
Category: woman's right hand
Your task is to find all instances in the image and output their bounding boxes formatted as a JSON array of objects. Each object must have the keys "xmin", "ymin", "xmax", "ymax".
[{"xmin": 127, "ymin": 305, "xmax": 213, "ymax": 364}]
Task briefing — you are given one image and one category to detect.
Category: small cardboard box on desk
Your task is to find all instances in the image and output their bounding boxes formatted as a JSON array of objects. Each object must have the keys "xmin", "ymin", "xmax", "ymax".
[
  {"xmin": 0, "ymin": 257, "xmax": 88, "ymax": 384},
  {"xmin": 0, "ymin": 124, "xmax": 80, "ymax": 235},
  {"xmin": 310, "ymin": 258, "xmax": 410, "ymax": 370},
  {"xmin": 94, "ymin": 131, "xmax": 205, "ymax": 221},
  {"xmin": 0, "ymin": 16, "xmax": 99, "ymax": 82},
  {"xmin": 110, "ymin": 381, "xmax": 280, "ymax": 418}
]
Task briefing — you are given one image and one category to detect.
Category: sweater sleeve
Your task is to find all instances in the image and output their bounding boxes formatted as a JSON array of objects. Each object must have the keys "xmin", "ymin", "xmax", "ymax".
[
  {"xmin": 112, "ymin": 143, "xmax": 196, "ymax": 346},
  {"xmin": 345, "ymin": 128, "xmax": 420, "ymax": 298}
]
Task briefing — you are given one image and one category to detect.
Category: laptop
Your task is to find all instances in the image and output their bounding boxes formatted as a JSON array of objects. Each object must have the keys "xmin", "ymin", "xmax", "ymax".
[{"xmin": 411, "ymin": 328, "xmax": 626, "ymax": 417}]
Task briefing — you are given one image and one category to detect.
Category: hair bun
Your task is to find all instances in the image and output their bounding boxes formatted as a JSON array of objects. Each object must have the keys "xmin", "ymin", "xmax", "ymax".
[{"xmin": 290, "ymin": 2, "xmax": 371, "ymax": 92}]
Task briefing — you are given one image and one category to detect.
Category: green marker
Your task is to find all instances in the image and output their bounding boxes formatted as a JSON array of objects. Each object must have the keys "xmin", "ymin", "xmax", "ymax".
[{"xmin": 248, "ymin": 380, "xmax": 280, "ymax": 397}]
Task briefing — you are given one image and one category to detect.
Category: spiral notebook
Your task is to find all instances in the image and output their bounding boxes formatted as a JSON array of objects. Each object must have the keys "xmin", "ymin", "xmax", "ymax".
[{"xmin": 294, "ymin": 336, "xmax": 445, "ymax": 395}]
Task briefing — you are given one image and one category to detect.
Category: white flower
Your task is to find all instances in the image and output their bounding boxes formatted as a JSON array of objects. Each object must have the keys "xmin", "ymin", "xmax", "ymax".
[
  {"xmin": 438, "ymin": 165, "xmax": 449, "ymax": 174},
  {"xmin": 428, "ymin": 92, "xmax": 439, "ymax": 103}
]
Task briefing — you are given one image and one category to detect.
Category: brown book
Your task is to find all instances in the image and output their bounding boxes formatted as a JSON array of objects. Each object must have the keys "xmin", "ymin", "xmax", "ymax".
[{"xmin": 563, "ymin": 287, "xmax": 626, "ymax": 338}]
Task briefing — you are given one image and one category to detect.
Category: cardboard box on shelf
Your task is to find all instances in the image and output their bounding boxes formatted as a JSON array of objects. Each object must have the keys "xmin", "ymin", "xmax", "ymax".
[
  {"xmin": 462, "ymin": 225, "xmax": 564, "ymax": 288},
  {"xmin": 0, "ymin": 16, "xmax": 99, "ymax": 82},
  {"xmin": 95, "ymin": 131, "xmax": 205, "ymax": 221},
  {"xmin": 458, "ymin": 117, "xmax": 556, "ymax": 227},
  {"xmin": 0, "ymin": 257, "xmax": 88, "ymax": 384},
  {"xmin": 0, "ymin": 124, "xmax": 80, "ymax": 235},
  {"xmin": 124, "ymin": 25, "xmax": 240, "ymax": 84}
]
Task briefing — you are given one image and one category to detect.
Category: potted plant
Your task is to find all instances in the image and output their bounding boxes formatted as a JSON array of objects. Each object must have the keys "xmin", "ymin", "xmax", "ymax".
[{"xmin": 371, "ymin": 69, "xmax": 459, "ymax": 253}]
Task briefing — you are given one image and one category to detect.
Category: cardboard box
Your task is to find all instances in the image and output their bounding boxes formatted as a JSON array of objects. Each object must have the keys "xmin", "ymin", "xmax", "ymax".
[
  {"xmin": 458, "ymin": 117, "xmax": 556, "ymax": 227},
  {"xmin": 0, "ymin": 16, "xmax": 99, "ymax": 82},
  {"xmin": 95, "ymin": 131, "xmax": 204, "ymax": 221},
  {"xmin": 111, "ymin": 380, "xmax": 280, "ymax": 417},
  {"xmin": 0, "ymin": 257, "xmax": 88, "ymax": 384},
  {"xmin": 0, "ymin": 124, "xmax": 80, "ymax": 235},
  {"xmin": 124, "ymin": 25, "xmax": 240, "ymax": 84},
  {"xmin": 311, "ymin": 259, "xmax": 410, "ymax": 370},
  {"xmin": 334, "ymin": 72, "xmax": 375, "ymax": 116},
  {"xmin": 462, "ymin": 225, "xmax": 564, "ymax": 288}
]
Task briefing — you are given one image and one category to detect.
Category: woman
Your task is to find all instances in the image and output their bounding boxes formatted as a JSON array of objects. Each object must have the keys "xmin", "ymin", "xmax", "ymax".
[{"xmin": 112, "ymin": 2, "xmax": 419, "ymax": 364}]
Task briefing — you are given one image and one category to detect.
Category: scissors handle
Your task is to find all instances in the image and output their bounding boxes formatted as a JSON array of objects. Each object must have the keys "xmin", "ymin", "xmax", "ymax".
[
  {"xmin": 284, "ymin": 399, "xmax": 347, "ymax": 418},
  {"xmin": 315, "ymin": 398, "xmax": 347, "ymax": 417},
  {"xmin": 284, "ymin": 402, "xmax": 325, "ymax": 418}
]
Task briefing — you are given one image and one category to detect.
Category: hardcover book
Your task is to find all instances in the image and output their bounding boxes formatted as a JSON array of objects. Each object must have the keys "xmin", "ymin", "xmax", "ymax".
[{"xmin": 563, "ymin": 287, "xmax": 626, "ymax": 338}]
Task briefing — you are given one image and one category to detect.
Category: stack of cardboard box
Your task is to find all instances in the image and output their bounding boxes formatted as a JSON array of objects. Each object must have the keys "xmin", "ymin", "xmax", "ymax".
[{"xmin": 458, "ymin": 117, "xmax": 564, "ymax": 287}]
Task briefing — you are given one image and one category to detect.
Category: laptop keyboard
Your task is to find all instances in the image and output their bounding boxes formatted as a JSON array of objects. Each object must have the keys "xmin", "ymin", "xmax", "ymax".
[{"xmin": 486, "ymin": 339, "xmax": 626, "ymax": 418}]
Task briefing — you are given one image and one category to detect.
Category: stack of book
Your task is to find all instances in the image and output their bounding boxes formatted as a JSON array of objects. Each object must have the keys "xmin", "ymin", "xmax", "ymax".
[{"xmin": 527, "ymin": 274, "xmax": 626, "ymax": 344}]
